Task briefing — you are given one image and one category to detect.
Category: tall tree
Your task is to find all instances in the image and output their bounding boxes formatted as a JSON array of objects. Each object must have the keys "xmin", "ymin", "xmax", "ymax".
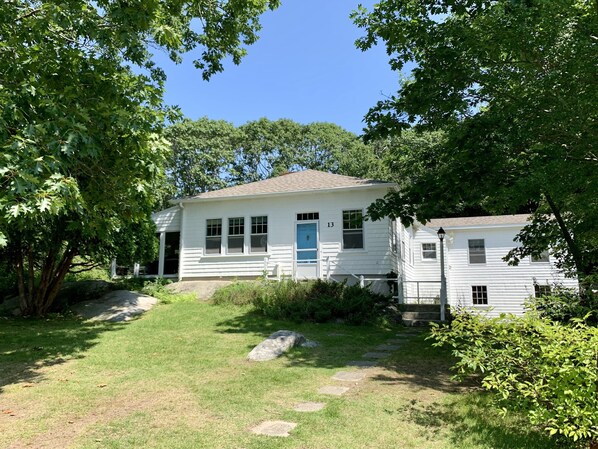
[
  {"xmin": 0, "ymin": 0, "xmax": 279, "ymax": 315},
  {"xmin": 165, "ymin": 118, "xmax": 240, "ymax": 197},
  {"xmin": 353, "ymin": 0, "xmax": 598, "ymax": 281}
]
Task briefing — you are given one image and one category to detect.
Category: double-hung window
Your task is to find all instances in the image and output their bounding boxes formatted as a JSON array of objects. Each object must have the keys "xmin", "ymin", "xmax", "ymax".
[
  {"xmin": 228, "ymin": 217, "xmax": 244, "ymax": 254},
  {"xmin": 342, "ymin": 210, "xmax": 364, "ymax": 249},
  {"xmin": 468, "ymin": 239, "xmax": 486, "ymax": 264},
  {"xmin": 206, "ymin": 219, "xmax": 222, "ymax": 254},
  {"xmin": 422, "ymin": 243, "xmax": 437, "ymax": 260},
  {"xmin": 251, "ymin": 216, "xmax": 268, "ymax": 253}
]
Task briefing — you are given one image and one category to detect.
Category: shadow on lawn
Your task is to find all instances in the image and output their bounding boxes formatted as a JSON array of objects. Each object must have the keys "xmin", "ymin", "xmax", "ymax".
[{"xmin": 0, "ymin": 316, "xmax": 125, "ymax": 393}]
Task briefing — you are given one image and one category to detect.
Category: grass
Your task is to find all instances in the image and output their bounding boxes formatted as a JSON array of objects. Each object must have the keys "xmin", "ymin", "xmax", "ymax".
[{"xmin": 0, "ymin": 299, "xmax": 568, "ymax": 449}]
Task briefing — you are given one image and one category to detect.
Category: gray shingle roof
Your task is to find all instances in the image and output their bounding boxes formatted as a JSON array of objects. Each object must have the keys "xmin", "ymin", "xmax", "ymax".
[
  {"xmin": 426, "ymin": 214, "xmax": 531, "ymax": 228},
  {"xmin": 177, "ymin": 170, "xmax": 393, "ymax": 201}
]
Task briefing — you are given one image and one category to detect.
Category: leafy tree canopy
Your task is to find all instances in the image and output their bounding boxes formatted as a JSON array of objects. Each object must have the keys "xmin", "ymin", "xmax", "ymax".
[
  {"xmin": 0, "ymin": 0, "xmax": 278, "ymax": 315},
  {"xmin": 164, "ymin": 117, "xmax": 389, "ymax": 199},
  {"xmin": 353, "ymin": 0, "xmax": 598, "ymax": 280}
]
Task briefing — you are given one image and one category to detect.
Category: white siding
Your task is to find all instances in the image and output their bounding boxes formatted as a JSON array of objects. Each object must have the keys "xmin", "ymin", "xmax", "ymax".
[
  {"xmin": 178, "ymin": 188, "xmax": 394, "ymax": 279},
  {"xmin": 441, "ymin": 226, "xmax": 575, "ymax": 316},
  {"xmin": 152, "ymin": 207, "xmax": 181, "ymax": 233}
]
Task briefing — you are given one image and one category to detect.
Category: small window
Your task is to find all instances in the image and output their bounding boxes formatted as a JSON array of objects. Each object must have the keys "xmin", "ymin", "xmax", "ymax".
[
  {"xmin": 531, "ymin": 251, "xmax": 550, "ymax": 263},
  {"xmin": 251, "ymin": 216, "xmax": 268, "ymax": 253},
  {"xmin": 422, "ymin": 243, "xmax": 437, "ymax": 260},
  {"xmin": 206, "ymin": 219, "xmax": 222, "ymax": 254},
  {"xmin": 297, "ymin": 212, "xmax": 319, "ymax": 221},
  {"xmin": 228, "ymin": 217, "xmax": 244, "ymax": 254},
  {"xmin": 390, "ymin": 219, "xmax": 398, "ymax": 254},
  {"xmin": 468, "ymin": 239, "xmax": 486, "ymax": 264},
  {"xmin": 342, "ymin": 210, "xmax": 364, "ymax": 249},
  {"xmin": 472, "ymin": 285, "xmax": 488, "ymax": 305},
  {"xmin": 534, "ymin": 284, "xmax": 551, "ymax": 298}
]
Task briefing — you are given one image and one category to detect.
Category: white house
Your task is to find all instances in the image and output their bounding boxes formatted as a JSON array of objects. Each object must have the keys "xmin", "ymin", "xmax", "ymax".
[{"xmin": 143, "ymin": 170, "xmax": 576, "ymax": 316}]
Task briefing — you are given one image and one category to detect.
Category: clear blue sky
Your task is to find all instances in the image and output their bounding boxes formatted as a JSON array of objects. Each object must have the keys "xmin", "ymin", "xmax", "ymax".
[{"xmin": 152, "ymin": 1, "xmax": 403, "ymax": 135}]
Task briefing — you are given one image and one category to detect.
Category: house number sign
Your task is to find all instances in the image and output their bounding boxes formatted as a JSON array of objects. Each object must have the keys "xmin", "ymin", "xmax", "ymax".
[{"xmin": 327, "ymin": 222, "xmax": 334, "ymax": 228}]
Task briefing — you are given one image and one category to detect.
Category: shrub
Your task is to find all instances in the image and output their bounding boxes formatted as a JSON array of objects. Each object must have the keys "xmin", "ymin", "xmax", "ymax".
[
  {"xmin": 431, "ymin": 313, "xmax": 598, "ymax": 447},
  {"xmin": 212, "ymin": 281, "xmax": 266, "ymax": 306},
  {"xmin": 214, "ymin": 279, "xmax": 392, "ymax": 324},
  {"xmin": 526, "ymin": 286, "xmax": 597, "ymax": 324}
]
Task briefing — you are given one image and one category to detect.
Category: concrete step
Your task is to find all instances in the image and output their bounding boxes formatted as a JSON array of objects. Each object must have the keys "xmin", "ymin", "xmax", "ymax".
[
  {"xmin": 402, "ymin": 319, "xmax": 443, "ymax": 327},
  {"xmin": 401, "ymin": 311, "xmax": 441, "ymax": 321}
]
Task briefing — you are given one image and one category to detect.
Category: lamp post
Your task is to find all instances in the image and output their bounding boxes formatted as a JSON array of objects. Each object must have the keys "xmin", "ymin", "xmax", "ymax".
[{"xmin": 437, "ymin": 227, "xmax": 447, "ymax": 322}]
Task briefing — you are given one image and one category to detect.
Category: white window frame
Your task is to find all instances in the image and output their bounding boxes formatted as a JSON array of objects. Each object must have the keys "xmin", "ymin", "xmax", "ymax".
[
  {"xmin": 531, "ymin": 250, "xmax": 550, "ymax": 263},
  {"xmin": 250, "ymin": 215, "xmax": 268, "ymax": 254},
  {"xmin": 342, "ymin": 209, "xmax": 365, "ymax": 251},
  {"xmin": 534, "ymin": 283, "xmax": 551, "ymax": 297},
  {"xmin": 227, "ymin": 217, "xmax": 245, "ymax": 254},
  {"xmin": 205, "ymin": 218, "xmax": 222, "ymax": 255},
  {"xmin": 421, "ymin": 242, "xmax": 437, "ymax": 261},
  {"xmin": 471, "ymin": 285, "xmax": 488, "ymax": 305},
  {"xmin": 468, "ymin": 239, "xmax": 486, "ymax": 264}
]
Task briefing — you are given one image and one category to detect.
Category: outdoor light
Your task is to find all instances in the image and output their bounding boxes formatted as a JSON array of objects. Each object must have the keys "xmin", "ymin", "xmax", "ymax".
[
  {"xmin": 437, "ymin": 227, "xmax": 446, "ymax": 241},
  {"xmin": 437, "ymin": 227, "xmax": 447, "ymax": 322}
]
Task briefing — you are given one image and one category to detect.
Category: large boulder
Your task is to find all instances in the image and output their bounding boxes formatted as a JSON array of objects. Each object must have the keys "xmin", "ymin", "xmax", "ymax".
[
  {"xmin": 248, "ymin": 330, "xmax": 315, "ymax": 361},
  {"xmin": 71, "ymin": 290, "xmax": 158, "ymax": 322}
]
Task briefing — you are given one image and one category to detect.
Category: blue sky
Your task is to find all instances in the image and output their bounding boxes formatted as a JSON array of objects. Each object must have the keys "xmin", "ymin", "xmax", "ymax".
[{"xmin": 152, "ymin": 1, "xmax": 402, "ymax": 135}]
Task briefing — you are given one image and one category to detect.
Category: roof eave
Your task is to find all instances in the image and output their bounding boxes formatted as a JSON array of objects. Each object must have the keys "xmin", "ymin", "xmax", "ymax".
[{"xmin": 170, "ymin": 182, "xmax": 396, "ymax": 205}]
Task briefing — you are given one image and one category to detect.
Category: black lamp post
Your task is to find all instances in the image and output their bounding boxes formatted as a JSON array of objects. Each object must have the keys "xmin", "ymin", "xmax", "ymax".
[{"xmin": 437, "ymin": 227, "xmax": 447, "ymax": 322}]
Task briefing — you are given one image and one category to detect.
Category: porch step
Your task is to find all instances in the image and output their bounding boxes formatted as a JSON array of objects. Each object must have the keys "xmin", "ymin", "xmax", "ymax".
[
  {"xmin": 402, "ymin": 318, "xmax": 443, "ymax": 327},
  {"xmin": 399, "ymin": 304, "xmax": 450, "ymax": 327},
  {"xmin": 401, "ymin": 311, "xmax": 441, "ymax": 321}
]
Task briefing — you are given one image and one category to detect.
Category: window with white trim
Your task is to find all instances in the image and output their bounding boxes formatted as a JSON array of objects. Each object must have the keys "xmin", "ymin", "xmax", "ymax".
[
  {"xmin": 297, "ymin": 212, "xmax": 319, "ymax": 221},
  {"xmin": 468, "ymin": 239, "xmax": 486, "ymax": 264},
  {"xmin": 227, "ymin": 217, "xmax": 244, "ymax": 254},
  {"xmin": 206, "ymin": 219, "xmax": 222, "ymax": 254},
  {"xmin": 531, "ymin": 251, "xmax": 550, "ymax": 263},
  {"xmin": 342, "ymin": 210, "xmax": 364, "ymax": 249},
  {"xmin": 251, "ymin": 216, "xmax": 268, "ymax": 253},
  {"xmin": 422, "ymin": 243, "xmax": 437, "ymax": 260},
  {"xmin": 472, "ymin": 285, "xmax": 488, "ymax": 305}
]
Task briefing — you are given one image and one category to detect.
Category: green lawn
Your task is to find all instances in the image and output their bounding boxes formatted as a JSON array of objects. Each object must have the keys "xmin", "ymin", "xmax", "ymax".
[{"xmin": 0, "ymin": 300, "xmax": 563, "ymax": 449}]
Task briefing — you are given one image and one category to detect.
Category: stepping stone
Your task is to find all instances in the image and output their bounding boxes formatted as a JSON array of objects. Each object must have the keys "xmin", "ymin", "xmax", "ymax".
[
  {"xmin": 251, "ymin": 420, "xmax": 297, "ymax": 437},
  {"xmin": 294, "ymin": 402, "xmax": 325, "ymax": 412},
  {"xmin": 362, "ymin": 352, "xmax": 390, "ymax": 359},
  {"xmin": 318, "ymin": 385, "xmax": 350, "ymax": 396},
  {"xmin": 346, "ymin": 360, "xmax": 377, "ymax": 368},
  {"xmin": 332, "ymin": 371, "xmax": 366, "ymax": 382},
  {"xmin": 375, "ymin": 344, "xmax": 401, "ymax": 351}
]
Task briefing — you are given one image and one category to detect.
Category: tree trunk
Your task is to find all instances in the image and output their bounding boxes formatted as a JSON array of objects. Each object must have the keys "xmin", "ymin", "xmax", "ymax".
[
  {"xmin": 543, "ymin": 193, "xmax": 588, "ymax": 278},
  {"xmin": 589, "ymin": 440, "xmax": 597, "ymax": 449}
]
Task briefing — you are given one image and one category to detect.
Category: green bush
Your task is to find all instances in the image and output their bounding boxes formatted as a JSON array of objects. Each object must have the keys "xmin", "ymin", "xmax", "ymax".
[
  {"xmin": 214, "ymin": 279, "xmax": 391, "ymax": 324},
  {"xmin": 526, "ymin": 286, "xmax": 597, "ymax": 324},
  {"xmin": 431, "ymin": 312, "xmax": 598, "ymax": 447},
  {"xmin": 212, "ymin": 281, "xmax": 266, "ymax": 306}
]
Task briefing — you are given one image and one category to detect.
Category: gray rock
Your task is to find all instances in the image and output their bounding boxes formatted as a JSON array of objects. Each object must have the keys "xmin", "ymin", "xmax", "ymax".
[
  {"xmin": 71, "ymin": 290, "xmax": 158, "ymax": 322},
  {"xmin": 332, "ymin": 371, "xmax": 366, "ymax": 382},
  {"xmin": 318, "ymin": 386, "xmax": 350, "ymax": 396},
  {"xmin": 293, "ymin": 402, "xmax": 325, "ymax": 412},
  {"xmin": 346, "ymin": 360, "xmax": 378, "ymax": 368},
  {"xmin": 300, "ymin": 340, "xmax": 319, "ymax": 348},
  {"xmin": 247, "ymin": 330, "xmax": 306, "ymax": 361},
  {"xmin": 251, "ymin": 421, "xmax": 297, "ymax": 437}
]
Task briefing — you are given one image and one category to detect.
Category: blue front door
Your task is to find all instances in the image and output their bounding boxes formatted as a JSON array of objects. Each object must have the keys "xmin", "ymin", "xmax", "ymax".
[{"xmin": 296, "ymin": 222, "xmax": 319, "ymax": 278}]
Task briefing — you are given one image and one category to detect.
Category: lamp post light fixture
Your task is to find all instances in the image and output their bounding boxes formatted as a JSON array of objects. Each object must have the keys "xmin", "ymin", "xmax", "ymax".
[{"xmin": 437, "ymin": 227, "xmax": 447, "ymax": 322}]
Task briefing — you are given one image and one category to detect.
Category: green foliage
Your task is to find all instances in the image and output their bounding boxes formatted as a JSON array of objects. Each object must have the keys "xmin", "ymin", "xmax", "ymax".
[
  {"xmin": 211, "ymin": 281, "xmax": 265, "ymax": 306},
  {"xmin": 163, "ymin": 117, "xmax": 389, "ymax": 200},
  {"xmin": 526, "ymin": 287, "xmax": 598, "ymax": 325},
  {"xmin": 213, "ymin": 279, "xmax": 392, "ymax": 324},
  {"xmin": 353, "ymin": 0, "xmax": 598, "ymax": 280},
  {"xmin": 431, "ymin": 313, "xmax": 598, "ymax": 446},
  {"xmin": 0, "ymin": 1, "xmax": 278, "ymax": 315}
]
